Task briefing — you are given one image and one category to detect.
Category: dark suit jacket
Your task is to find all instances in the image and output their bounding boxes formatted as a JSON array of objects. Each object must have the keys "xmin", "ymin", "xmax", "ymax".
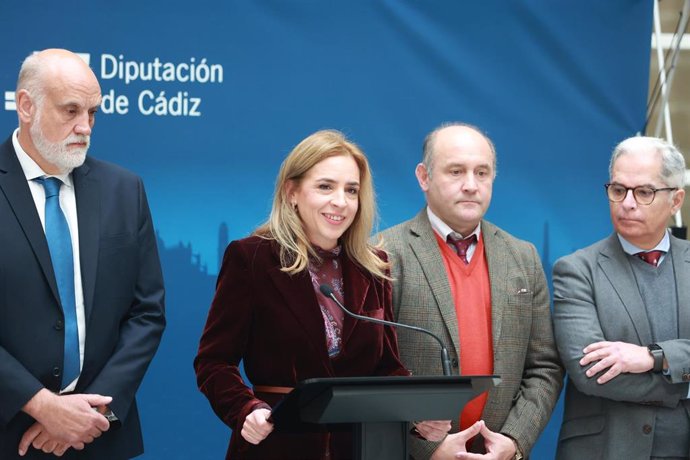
[
  {"xmin": 377, "ymin": 210, "xmax": 563, "ymax": 459},
  {"xmin": 0, "ymin": 136, "xmax": 166, "ymax": 459},
  {"xmin": 553, "ymin": 234, "xmax": 690, "ymax": 459},
  {"xmin": 194, "ymin": 236, "xmax": 408, "ymax": 460}
]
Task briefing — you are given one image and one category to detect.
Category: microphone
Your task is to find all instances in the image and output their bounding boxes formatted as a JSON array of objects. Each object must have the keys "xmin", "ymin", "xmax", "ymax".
[{"xmin": 319, "ymin": 284, "xmax": 452, "ymax": 376}]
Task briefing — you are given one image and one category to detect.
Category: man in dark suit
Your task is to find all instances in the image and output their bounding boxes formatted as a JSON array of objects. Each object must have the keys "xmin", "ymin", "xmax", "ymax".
[
  {"xmin": 0, "ymin": 49, "xmax": 165, "ymax": 459},
  {"xmin": 553, "ymin": 136, "xmax": 690, "ymax": 459},
  {"xmin": 378, "ymin": 123, "xmax": 563, "ymax": 459}
]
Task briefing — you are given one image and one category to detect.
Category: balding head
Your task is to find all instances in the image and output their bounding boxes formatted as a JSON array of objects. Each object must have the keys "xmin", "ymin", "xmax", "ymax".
[
  {"xmin": 422, "ymin": 122, "xmax": 497, "ymax": 179},
  {"xmin": 18, "ymin": 49, "xmax": 98, "ymax": 102},
  {"xmin": 415, "ymin": 122, "xmax": 496, "ymax": 235},
  {"xmin": 15, "ymin": 49, "xmax": 101, "ymax": 174}
]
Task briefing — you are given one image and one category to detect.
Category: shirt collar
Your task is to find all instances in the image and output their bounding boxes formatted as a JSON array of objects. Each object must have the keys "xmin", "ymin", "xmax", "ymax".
[
  {"xmin": 12, "ymin": 128, "xmax": 73, "ymax": 187},
  {"xmin": 617, "ymin": 230, "xmax": 670, "ymax": 255},
  {"xmin": 426, "ymin": 206, "xmax": 481, "ymax": 241}
]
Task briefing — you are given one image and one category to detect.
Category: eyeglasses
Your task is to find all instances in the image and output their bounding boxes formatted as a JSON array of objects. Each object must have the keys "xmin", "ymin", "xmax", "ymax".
[{"xmin": 604, "ymin": 183, "xmax": 677, "ymax": 205}]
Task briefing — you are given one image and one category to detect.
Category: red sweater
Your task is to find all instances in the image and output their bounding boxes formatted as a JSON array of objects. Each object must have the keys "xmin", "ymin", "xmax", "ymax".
[{"xmin": 435, "ymin": 232, "xmax": 493, "ymax": 431}]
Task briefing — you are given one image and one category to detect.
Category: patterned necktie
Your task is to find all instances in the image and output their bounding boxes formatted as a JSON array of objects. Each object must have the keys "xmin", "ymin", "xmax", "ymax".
[
  {"xmin": 447, "ymin": 233, "xmax": 477, "ymax": 264},
  {"xmin": 636, "ymin": 250, "xmax": 664, "ymax": 267},
  {"xmin": 38, "ymin": 177, "xmax": 80, "ymax": 388}
]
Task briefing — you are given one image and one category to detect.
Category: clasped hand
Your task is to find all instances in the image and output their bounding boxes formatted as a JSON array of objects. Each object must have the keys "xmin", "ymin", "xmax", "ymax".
[
  {"xmin": 430, "ymin": 420, "xmax": 517, "ymax": 460},
  {"xmin": 19, "ymin": 390, "xmax": 113, "ymax": 457}
]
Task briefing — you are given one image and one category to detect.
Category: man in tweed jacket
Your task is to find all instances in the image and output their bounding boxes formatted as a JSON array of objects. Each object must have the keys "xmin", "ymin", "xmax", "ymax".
[{"xmin": 378, "ymin": 123, "xmax": 563, "ymax": 459}]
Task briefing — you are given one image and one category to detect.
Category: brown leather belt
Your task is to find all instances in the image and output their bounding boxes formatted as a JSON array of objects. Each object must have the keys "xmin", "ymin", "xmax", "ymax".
[{"xmin": 253, "ymin": 385, "xmax": 294, "ymax": 395}]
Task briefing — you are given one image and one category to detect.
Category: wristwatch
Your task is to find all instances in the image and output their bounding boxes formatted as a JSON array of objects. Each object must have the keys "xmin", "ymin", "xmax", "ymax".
[
  {"xmin": 510, "ymin": 437, "xmax": 523, "ymax": 460},
  {"xmin": 647, "ymin": 343, "xmax": 664, "ymax": 373},
  {"xmin": 103, "ymin": 409, "xmax": 121, "ymax": 430}
]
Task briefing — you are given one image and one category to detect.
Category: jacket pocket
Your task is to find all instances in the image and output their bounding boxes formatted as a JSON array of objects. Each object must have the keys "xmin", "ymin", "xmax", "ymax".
[
  {"xmin": 99, "ymin": 232, "xmax": 136, "ymax": 250},
  {"xmin": 559, "ymin": 414, "xmax": 605, "ymax": 441}
]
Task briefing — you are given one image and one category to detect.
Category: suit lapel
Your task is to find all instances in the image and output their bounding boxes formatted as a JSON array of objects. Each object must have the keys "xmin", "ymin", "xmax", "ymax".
[
  {"xmin": 0, "ymin": 138, "xmax": 60, "ymax": 305},
  {"xmin": 599, "ymin": 235, "xmax": 653, "ymax": 344},
  {"xmin": 340, "ymin": 256, "xmax": 371, "ymax": 346},
  {"xmin": 670, "ymin": 237, "xmax": 690, "ymax": 339},
  {"xmin": 72, "ymin": 162, "xmax": 99, "ymax": 323},
  {"xmin": 267, "ymin": 258, "xmax": 333, "ymax": 373},
  {"xmin": 481, "ymin": 221, "xmax": 507, "ymax": 352},
  {"xmin": 407, "ymin": 211, "xmax": 460, "ymax": 357}
]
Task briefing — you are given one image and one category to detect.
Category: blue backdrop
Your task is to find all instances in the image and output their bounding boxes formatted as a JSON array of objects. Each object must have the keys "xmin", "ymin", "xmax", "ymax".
[{"xmin": 0, "ymin": 1, "xmax": 652, "ymax": 458}]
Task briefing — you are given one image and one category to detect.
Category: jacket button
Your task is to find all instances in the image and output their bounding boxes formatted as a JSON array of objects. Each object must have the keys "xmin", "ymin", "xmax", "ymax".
[
  {"xmin": 54, "ymin": 320, "xmax": 64, "ymax": 331},
  {"xmin": 52, "ymin": 367, "xmax": 61, "ymax": 377},
  {"xmin": 642, "ymin": 424, "xmax": 652, "ymax": 434}
]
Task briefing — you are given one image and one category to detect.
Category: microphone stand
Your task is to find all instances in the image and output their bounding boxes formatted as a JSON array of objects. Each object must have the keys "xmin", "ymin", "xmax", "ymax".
[{"xmin": 319, "ymin": 284, "xmax": 452, "ymax": 376}]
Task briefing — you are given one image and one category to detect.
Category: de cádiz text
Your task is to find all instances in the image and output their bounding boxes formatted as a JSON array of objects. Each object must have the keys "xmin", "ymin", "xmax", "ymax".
[{"xmin": 99, "ymin": 54, "xmax": 224, "ymax": 118}]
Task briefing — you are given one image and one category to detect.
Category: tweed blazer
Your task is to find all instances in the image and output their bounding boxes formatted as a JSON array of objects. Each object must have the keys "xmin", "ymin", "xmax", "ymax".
[
  {"xmin": 377, "ymin": 210, "xmax": 563, "ymax": 459},
  {"xmin": 553, "ymin": 233, "xmax": 690, "ymax": 459}
]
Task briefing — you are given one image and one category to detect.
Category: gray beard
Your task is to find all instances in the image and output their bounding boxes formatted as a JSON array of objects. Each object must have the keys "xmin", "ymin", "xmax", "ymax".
[{"xmin": 30, "ymin": 117, "xmax": 89, "ymax": 174}]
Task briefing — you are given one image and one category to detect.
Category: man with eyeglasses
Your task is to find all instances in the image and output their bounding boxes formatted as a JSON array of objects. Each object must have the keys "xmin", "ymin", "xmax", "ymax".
[{"xmin": 552, "ymin": 136, "xmax": 690, "ymax": 459}]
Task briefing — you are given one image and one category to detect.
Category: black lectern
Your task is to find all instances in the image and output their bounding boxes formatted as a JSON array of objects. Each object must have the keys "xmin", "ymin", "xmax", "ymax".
[{"xmin": 270, "ymin": 375, "xmax": 500, "ymax": 460}]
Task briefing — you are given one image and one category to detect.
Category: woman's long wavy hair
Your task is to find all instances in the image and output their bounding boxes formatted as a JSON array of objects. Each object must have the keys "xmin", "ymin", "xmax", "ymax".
[{"xmin": 254, "ymin": 129, "xmax": 389, "ymax": 279}]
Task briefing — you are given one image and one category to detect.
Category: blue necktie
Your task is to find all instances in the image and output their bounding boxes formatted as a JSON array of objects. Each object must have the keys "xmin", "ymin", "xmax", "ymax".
[{"xmin": 38, "ymin": 177, "xmax": 80, "ymax": 388}]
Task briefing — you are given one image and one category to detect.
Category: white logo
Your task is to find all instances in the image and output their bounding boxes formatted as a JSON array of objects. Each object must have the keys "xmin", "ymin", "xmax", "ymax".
[
  {"xmin": 76, "ymin": 53, "xmax": 91, "ymax": 65},
  {"xmin": 4, "ymin": 91, "xmax": 15, "ymax": 111},
  {"xmin": 5, "ymin": 51, "xmax": 217, "ymax": 117}
]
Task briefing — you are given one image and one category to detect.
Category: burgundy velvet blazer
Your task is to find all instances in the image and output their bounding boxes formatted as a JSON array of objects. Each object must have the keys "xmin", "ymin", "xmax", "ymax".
[{"xmin": 194, "ymin": 236, "xmax": 408, "ymax": 460}]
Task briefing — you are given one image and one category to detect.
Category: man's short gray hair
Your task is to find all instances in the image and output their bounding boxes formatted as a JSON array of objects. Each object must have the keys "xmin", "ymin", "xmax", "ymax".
[{"xmin": 610, "ymin": 136, "xmax": 686, "ymax": 189}]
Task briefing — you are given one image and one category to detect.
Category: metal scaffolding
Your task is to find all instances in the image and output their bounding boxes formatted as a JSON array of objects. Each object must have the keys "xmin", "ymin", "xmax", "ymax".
[{"xmin": 648, "ymin": 0, "xmax": 690, "ymax": 229}]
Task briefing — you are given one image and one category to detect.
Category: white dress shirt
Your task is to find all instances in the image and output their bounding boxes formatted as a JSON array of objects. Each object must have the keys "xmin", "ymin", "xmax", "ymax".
[
  {"xmin": 12, "ymin": 128, "xmax": 85, "ymax": 392},
  {"xmin": 617, "ymin": 230, "xmax": 670, "ymax": 262},
  {"xmin": 426, "ymin": 206, "xmax": 481, "ymax": 262}
]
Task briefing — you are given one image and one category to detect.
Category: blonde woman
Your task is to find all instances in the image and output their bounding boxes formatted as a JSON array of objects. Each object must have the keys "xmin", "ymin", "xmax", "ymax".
[{"xmin": 195, "ymin": 130, "xmax": 447, "ymax": 459}]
